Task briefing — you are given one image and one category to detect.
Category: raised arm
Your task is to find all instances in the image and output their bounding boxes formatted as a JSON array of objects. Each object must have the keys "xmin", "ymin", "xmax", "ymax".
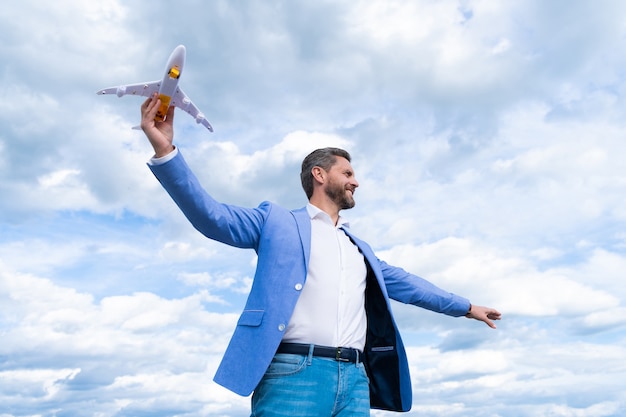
[{"xmin": 140, "ymin": 95, "xmax": 270, "ymax": 250}]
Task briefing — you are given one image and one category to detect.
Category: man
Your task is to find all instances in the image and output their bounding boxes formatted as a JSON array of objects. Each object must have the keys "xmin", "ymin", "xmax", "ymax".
[{"xmin": 140, "ymin": 94, "xmax": 501, "ymax": 416}]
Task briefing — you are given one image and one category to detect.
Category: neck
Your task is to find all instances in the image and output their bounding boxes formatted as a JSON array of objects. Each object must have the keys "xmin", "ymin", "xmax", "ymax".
[{"xmin": 309, "ymin": 197, "xmax": 340, "ymax": 225}]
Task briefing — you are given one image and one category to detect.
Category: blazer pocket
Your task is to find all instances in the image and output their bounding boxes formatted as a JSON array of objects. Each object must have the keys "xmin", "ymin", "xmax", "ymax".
[{"xmin": 237, "ymin": 309, "xmax": 265, "ymax": 327}]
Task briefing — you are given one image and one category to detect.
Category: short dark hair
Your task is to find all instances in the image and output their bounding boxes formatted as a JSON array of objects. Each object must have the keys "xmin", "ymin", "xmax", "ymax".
[{"xmin": 300, "ymin": 147, "xmax": 352, "ymax": 199}]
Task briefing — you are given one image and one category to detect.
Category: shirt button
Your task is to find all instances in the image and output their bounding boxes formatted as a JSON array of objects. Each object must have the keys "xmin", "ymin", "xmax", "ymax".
[
  {"xmin": 294, "ymin": 283, "xmax": 303, "ymax": 291},
  {"xmin": 278, "ymin": 324, "xmax": 286, "ymax": 331}
]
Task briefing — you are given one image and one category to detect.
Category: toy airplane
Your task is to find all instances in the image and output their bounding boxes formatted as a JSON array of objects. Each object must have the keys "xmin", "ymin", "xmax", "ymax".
[{"xmin": 97, "ymin": 45, "xmax": 213, "ymax": 131}]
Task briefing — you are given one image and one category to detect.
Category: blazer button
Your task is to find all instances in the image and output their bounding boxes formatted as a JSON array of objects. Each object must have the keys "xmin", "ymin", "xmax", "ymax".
[
  {"xmin": 294, "ymin": 283, "xmax": 303, "ymax": 291},
  {"xmin": 278, "ymin": 324, "xmax": 286, "ymax": 331}
]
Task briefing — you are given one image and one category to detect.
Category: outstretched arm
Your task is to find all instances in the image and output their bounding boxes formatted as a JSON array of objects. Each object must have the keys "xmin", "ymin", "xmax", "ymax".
[
  {"xmin": 141, "ymin": 93, "xmax": 175, "ymax": 158},
  {"xmin": 466, "ymin": 304, "xmax": 502, "ymax": 329},
  {"xmin": 375, "ymin": 258, "xmax": 502, "ymax": 329}
]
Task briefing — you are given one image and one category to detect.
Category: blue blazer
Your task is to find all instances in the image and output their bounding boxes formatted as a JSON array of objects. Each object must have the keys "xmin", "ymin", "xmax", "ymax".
[{"xmin": 150, "ymin": 152, "xmax": 470, "ymax": 411}]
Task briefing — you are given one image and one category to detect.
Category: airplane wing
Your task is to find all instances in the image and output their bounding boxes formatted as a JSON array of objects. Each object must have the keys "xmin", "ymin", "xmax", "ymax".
[
  {"xmin": 171, "ymin": 87, "xmax": 213, "ymax": 132},
  {"xmin": 97, "ymin": 82, "xmax": 213, "ymax": 132},
  {"xmin": 96, "ymin": 81, "xmax": 161, "ymax": 98}
]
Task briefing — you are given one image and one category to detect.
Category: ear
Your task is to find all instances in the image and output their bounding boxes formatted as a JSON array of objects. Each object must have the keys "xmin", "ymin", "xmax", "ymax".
[{"xmin": 311, "ymin": 166, "xmax": 325, "ymax": 185}]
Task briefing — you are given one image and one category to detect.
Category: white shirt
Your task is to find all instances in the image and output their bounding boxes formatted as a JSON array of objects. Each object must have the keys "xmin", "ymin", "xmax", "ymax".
[{"xmin": 282, "ymin": 204, "xmax": 368, "ymax": 350}]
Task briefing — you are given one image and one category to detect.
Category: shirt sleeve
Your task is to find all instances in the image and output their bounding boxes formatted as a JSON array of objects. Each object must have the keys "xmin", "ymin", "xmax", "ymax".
[{"xmin": 148, "ymin": 146, "xmax": 178, "ymax": 166}]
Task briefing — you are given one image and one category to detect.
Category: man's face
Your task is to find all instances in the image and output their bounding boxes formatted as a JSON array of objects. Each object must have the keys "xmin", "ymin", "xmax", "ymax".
[{"xmin": 323, "ymin": 157, "xmax": 359, "ymax": 210}]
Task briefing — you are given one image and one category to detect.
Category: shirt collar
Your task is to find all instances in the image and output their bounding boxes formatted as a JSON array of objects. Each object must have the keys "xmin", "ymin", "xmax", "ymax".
[{"xmin": 306, "ymin": 203, "xmax": 350, "ymax": 228}]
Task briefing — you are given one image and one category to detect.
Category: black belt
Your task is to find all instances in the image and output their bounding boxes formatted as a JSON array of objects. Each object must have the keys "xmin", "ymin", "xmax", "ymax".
[{"xmin": 277, "ymin": 342, "xmax": 362, "ymax": 363}]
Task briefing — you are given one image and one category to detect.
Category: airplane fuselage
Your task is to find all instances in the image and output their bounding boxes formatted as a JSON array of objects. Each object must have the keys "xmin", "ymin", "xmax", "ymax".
[{"xmin": 155, "ymin": 45, "xmax": 185, "ymax": 122}]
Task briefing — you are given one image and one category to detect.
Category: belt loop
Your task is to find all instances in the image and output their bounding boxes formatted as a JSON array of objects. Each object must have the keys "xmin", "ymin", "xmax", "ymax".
[
  {"xmin": 307, "ymin": 344, "xmax": 314, "ymax": 365},
  {"xmin": 355, "ymin": 349, "xmax": 360, "ymax": 365}
]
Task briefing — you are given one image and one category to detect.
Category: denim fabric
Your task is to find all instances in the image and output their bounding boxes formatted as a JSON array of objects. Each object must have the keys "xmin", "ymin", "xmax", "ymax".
[{"xmin": 251, "ymin": 350, "xmax": 370, "ymax": 417}]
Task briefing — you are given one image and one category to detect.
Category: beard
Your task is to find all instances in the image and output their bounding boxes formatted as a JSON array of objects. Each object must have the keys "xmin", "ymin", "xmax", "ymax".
[{"xmin": 325, "ymin": 179, "xmax": 355, "ymax": 210}]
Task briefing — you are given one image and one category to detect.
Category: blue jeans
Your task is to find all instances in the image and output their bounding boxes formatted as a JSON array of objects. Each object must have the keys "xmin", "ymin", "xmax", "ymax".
[{"xmin": 251, "ymin": 348, "xmax": 370, "ymax": 416}]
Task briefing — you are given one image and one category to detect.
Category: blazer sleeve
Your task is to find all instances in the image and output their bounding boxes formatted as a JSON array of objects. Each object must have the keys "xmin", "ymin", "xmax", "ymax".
[
  {"xmin": 379, "ymin": 259, "xmax": 471, "ymax": 317},
  {"xmin": 148, "ymin": 151, "xmax": 270, "ymax": 250}
]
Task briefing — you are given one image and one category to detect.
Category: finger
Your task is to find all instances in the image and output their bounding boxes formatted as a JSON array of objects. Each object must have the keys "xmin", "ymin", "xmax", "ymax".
[
  {"xmin": 166, "ymin": 105, "xmax": 175, "ymax": 122},
  {"xmin": 145, "ymin": 98, "xmax": 161, "ymax": 120},
  {"xmin": 488, "ymin": 310, "xmax": 502, "ymax": 320},
  {"xmin": 140, "ymin": 96, "xmax": 159, "ymax": 131},
  {"xmin": 142, "ymin": 93, "xmax": 156, "ymax": 110},
  {"xmin": 484, "ymin": 317, "xmax": 497, "ymax": 329}
]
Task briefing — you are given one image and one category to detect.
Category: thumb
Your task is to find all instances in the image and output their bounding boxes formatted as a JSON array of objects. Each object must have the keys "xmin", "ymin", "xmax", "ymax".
[{"xmin": 165, "ymin": 105, "xmax": 175, "ymax": 124}]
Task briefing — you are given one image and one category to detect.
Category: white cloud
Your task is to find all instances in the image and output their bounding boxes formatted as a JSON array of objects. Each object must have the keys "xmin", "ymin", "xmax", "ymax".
[
  {"xmin": 181, "ymin": 129, "xmax": 352, "ymax": 207},
  {"xmin": 403, "ymin": 340, "xmax": 626, "ymax": 416},
  {"xmin": 378, "ymin": 237, "xmax": 620, "ymax": 317},
  {"xmin": 581, "ymin": 307, "xmax": 626, "ymax": 330},
  {"xmin": 0, "ymin": 263, "xmax": 244, "ymax": 413},
  {"xmin": 0, "ymin": 368, "xmax": 81, "ymax": 400}
]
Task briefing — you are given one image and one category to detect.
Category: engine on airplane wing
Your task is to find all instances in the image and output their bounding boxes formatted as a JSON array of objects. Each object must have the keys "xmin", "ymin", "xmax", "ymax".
[
  {"xmin": 177, "ymin": 96, "xmax": 191, "ymax": 111},
  {"xmin": 196, "ymin": 114, "xmax": 206, "ymax": 123},
  {"xmin": 116, "ymin": 86, "xmax": 126, "ymax": 97}
]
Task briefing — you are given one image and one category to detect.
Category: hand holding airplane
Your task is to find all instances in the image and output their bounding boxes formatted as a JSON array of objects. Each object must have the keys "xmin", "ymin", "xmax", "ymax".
[
  {"xmin": 140, "ymin": 94, "xmax": 176, "ymax": 158},
  {"xmin": 97, "ymin": 45, "xmax": 213, "ymax": 132}
]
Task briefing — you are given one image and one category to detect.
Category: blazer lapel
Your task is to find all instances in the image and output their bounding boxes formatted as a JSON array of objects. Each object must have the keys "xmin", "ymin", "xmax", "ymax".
[
  {"xmin": 340, "ymin": 226, "xmax": 389, "ymax": 299},
  {"xmin": 291, "ymin": 207, "xmax": 311, "ymax": 272}
]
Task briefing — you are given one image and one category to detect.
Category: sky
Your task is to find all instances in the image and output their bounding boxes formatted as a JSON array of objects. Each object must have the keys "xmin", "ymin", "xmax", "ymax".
[{"xmin": 1, "ymin": 0, "xmax": 625, "ymax": 416}]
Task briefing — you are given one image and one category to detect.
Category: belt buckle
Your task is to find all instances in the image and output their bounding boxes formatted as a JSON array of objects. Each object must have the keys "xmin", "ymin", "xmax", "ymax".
[{"xmin": 336, "ymin": 347, "xmax": 350, "ymax": 362}]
